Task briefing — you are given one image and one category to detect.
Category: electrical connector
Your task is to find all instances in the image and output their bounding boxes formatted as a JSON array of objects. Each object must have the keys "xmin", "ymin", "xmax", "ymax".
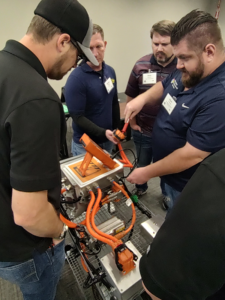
[{"xmin": 130, "ymin": 195, "xmax": 139, "ymax": 204}]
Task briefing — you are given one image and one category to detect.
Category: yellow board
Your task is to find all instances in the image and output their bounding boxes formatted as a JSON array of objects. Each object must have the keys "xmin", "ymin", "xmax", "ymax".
[{"xmin": 68, "ymin": 157, "xmax": 119, "ymax": 182}]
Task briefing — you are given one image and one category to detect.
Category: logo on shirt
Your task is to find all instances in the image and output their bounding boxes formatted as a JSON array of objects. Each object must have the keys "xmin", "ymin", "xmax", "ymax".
[
  {"xmin": 182, "ymin": 103, "xmax": 189, "ymax": 109},
  {"xmin": 171, "ymin": 78, "xmax": 178, "ymax": 90},
  {"xmin": 111, "ymin": 78, "xmax": 115, "ymax": 83}
]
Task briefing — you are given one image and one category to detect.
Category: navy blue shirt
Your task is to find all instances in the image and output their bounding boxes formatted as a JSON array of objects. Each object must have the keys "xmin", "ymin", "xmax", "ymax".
[
  {"xmin": 65, "ymin": 61, "xmax": 118, "ymax": 143},
  {"xmin": 152, "ymin": 62, "xmax": 225, "ymax": 192}
]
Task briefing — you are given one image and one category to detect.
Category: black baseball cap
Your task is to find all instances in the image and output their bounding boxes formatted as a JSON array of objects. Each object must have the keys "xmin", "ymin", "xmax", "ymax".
[{"xmin": 34, "ymin": 0, "xmax": 98, "ymax": 66}]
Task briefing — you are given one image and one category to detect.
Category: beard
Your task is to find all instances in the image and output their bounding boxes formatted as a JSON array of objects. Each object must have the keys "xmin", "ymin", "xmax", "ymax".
[
  {"xmin": 181, "ymin": 60, "xmax": 204, "ymax": 88},
  {"xmin": 155, "ymin": 52, "xmax": 173, "ymax": 64},
  {"xmin": 48, "ymin": 53, "xmax": 71, "ymax": 80}
]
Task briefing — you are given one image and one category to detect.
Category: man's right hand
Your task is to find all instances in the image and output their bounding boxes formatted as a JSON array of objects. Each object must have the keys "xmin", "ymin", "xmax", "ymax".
[
  {"xmin": 124, "ymin": 82, "xmax": 164, "ymax": 123},
  {"xmin": 124, "ymin": 95, "xmax": 146, "ymax": 123}
]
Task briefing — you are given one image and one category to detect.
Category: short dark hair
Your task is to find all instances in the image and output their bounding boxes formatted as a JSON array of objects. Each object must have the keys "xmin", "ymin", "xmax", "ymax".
[
  {"xmin": 93, "ymin": 24, "xmax": 104, "ymax": 40},
  {"xmin": 171, "ymin": 9, "xmax": 223, "ymax": 51},
  {"xmin": 27, "ymin": 15, "xmax": 61, "ymax": 44},
  {"xmin": 150, "ymin": 20, "xmax": 176, "ymax": 39}
]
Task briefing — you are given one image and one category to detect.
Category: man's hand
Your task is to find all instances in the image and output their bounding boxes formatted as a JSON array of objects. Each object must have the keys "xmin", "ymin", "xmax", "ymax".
[
  {"xmin": 106, "ymin": 129, "xmax": 118, "ymax": 144},
  {"xmin": 127, "ymin": 167, "xmax": 150, "ymax": 184},
  {"xmin": 130, "ymin": 117, "xmax": 142, "ymax": 132},
  {"xmin": 124, "ymin": 82, "xmax": 164, "ymax": 122},
  {"xmin": 124, "ymin": 95, "xmax": 146, "ymax": 123}
]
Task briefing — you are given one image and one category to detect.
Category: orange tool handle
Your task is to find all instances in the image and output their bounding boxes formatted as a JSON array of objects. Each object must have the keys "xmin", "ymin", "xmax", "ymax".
[{"xmin": 122, "ymin": 121, "xmax": 129, "ymax": 133}]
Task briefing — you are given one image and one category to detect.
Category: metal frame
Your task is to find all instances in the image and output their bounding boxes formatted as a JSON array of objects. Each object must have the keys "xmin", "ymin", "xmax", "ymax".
[{"xmin": 65, "ymin": 198, "xmax": 152, "ymax": 300}]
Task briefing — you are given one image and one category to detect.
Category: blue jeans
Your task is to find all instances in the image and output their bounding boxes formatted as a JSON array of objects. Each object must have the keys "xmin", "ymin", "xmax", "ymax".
[
  {"xmin": 163, "ymin": 182, "xmax": 181, "ymax": 214},
  {"xmin": 0, "ymin": 240, "xmax": 65, "ymax": 300},
  {"xmin": 71, "ymin": 139, "xmax": 113, "ymax": 156}
]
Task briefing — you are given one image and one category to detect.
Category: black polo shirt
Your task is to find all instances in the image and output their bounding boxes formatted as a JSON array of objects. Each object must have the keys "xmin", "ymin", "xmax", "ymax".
[
  {"xmin": 0, "ymin": 40, "xmax": 66, "ymax": 262},
  {"xmin": 140, "ymin": 149, "xmax": 225, "ymax": 300}
]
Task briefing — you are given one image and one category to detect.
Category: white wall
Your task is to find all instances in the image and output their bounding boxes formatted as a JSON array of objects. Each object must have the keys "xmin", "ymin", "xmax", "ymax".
[{"xmin": 0, "ymin": 0, "xmax": 212, "ymax": 96}]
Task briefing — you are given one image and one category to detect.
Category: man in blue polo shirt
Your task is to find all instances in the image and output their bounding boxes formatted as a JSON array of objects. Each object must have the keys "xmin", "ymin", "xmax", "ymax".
[
  {"xmin": 125, "ymin": 20, "xmax": 176, "ymax": 204},
  {"xmin": 125, "ymin": 9, "xmax": 225, "ymax": 214},
  {"xmin": 65, "ymin": 24, "xmax": 120, "ymax": 156}
]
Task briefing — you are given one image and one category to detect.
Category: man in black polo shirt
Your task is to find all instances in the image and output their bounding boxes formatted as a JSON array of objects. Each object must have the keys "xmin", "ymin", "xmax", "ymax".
[
  {"xmin": 140, "ymin": 150, "xmax": 225, "ymax": 300},
  {"xmin": 0, "ymin": 0, "xmax": 98, "ymax": 299}
]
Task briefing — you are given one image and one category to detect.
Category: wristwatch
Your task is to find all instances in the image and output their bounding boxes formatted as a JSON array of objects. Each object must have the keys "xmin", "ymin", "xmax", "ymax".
[{"xmin": 54, "ymin": 223, "xmax": 68, "ymax": 240}]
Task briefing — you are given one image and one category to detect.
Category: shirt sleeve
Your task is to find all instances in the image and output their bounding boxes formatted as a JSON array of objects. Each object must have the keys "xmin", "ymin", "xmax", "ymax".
[
  {"xmin": 187, "ymin": 98, "xmax": 225, "ymax": 152},
  {"xmin": 162, "ymin": 69, "xmax": 177, "ymax": 89},
  {"xmin": 65, "ymin": 72, "xmax": 106, "ymax": 138},
  {"xmin": 6, "ymin": 99, "xmax": 62, "ymax": 192}
]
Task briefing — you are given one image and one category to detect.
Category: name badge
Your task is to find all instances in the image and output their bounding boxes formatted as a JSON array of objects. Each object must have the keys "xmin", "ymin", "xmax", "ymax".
[
  {"xmin": 142, "ymin": 72, "xmax": 157, "ymax": 84},
  {"xmin": 162, "ymin": 93, "xmax": 176, "ymax": 114},
  {"xmin": 104, "ymin": 77, "xmax": 114, "ymax": 93}
]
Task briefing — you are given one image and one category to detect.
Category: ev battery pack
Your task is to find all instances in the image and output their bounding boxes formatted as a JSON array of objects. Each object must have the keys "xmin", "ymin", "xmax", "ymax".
[
  {"xmin": 60, "ymin": 155, "xmax": 124, "ymax": 197},
  {"xmin": 100, "ymin": 241, "xmax": 143, "ymax": 300},
  {"xmin": 140, "ymin": 214, "xmax": 165, "ymax": 244}
]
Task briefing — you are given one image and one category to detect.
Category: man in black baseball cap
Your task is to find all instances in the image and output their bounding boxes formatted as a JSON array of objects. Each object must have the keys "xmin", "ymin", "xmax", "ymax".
[
  {"xmin": 34, "ymin": 0, "xmax": 98, "ymax": 66},
  {"xmin": 0, "ymin": 1, "xmax": 97, "ymax": 299}
]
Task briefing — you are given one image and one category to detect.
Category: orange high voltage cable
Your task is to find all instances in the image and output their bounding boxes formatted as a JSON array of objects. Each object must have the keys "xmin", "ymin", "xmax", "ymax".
[
  {"xmin": 113, "ymin": 120, "xmax": 133, "ymax": 168},
  {"xmin": 60, "ymin": 186, "xmax": 137, "ymax": 274},
  {"xmin": 112, "ymin": 181, "xmax": 136, "ymax": 240},
  {"xmin": 86, "ymin": 190, "xmax": 120, "ymax": 248},
  {"xmin": 91, "ymin": 188, "xmax": 118, "ymax": 243}
]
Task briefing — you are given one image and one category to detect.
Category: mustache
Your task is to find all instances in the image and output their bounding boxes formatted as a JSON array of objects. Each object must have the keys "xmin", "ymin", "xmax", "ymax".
[
  {"xmin": 181, "ymin": 68, "xmax": 188, "ymax": 74},
  {"xmin": 156, "ymin": 52, "xmax": 165, "ymax": 55}
]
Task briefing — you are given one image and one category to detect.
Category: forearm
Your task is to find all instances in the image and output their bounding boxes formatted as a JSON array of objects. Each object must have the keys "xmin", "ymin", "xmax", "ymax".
[
  {"xmin": 137, "ymin": 81, "xmax": 164, "ymax": 106},
  {"xmin": 124, "ymin": 82, "xmax": 164, "ymax": 122},
  {"xmin": 23, "ymin": 202, "xmax": 63, "ymax": 238},
  {"xmin": 145, "ymin": 145, "xmax": 210, "ymax": 180},
  {"xmin": 12, "ymin": 189, "xmax": 63, "ymax": 239},
  {"xmin": 126, "ymin": 97, "xmax": 138, "ymax": 126},
  {"xmin": 71, "ymin": 113, "xmax": 105, "ymax": 139}
]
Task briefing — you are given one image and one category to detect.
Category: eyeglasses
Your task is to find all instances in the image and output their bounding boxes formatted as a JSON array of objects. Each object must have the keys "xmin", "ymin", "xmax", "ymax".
[{"xmin": 70, "ymin": 39, "xmax": 86, "ymax": 64}]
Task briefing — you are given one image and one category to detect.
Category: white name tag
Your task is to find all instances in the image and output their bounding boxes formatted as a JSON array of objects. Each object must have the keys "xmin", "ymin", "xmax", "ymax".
[
  {"xmin": 143, "ymin": 72, "xmax": 157, "ymax": 84},
  {"xmin": 162, "ymin": 93, "xmax": 176, "ymax": 114},
  {"xmin": 104, "ymin": 77, "xmax": 114, "ymax": 93}
]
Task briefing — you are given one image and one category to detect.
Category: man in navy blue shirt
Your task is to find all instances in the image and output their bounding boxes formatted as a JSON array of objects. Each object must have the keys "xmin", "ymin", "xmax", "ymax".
[
  {"xmin": 125, "ymin": 9, "xmax": 225, "ymax": 214},
  {"xmin": 125, "ymin": 9, "xmax": 225, "ymax": 300},
  {"xmin": 125, "ymin": 20, "xmax": 176, "ymax": 203},
  {"xmin": 65, "ymin": 24, "xmax": 120, "ymax": 156}
]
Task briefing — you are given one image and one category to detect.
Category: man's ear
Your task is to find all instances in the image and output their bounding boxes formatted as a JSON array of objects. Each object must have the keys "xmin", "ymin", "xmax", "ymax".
[
  {"xmin": 104, "ymin": 40, "xmax": 107, "ymax": 48},
  {"xmin": 56, "ymin": 33, "xmax": 71, "ymax": 53},
  {"xmin": 203, "ymin": 43, "xmax": 216, "ymax": 62}
]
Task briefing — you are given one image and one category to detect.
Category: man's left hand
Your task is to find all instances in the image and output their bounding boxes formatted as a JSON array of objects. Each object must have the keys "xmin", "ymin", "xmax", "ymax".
[
  {"xmin": 127, "ymin": 167, "xmax": 150, "ymax": 184},
  {"xmin": 105, "ymin": 129, "xmax": 118, "ymax": 144}
]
